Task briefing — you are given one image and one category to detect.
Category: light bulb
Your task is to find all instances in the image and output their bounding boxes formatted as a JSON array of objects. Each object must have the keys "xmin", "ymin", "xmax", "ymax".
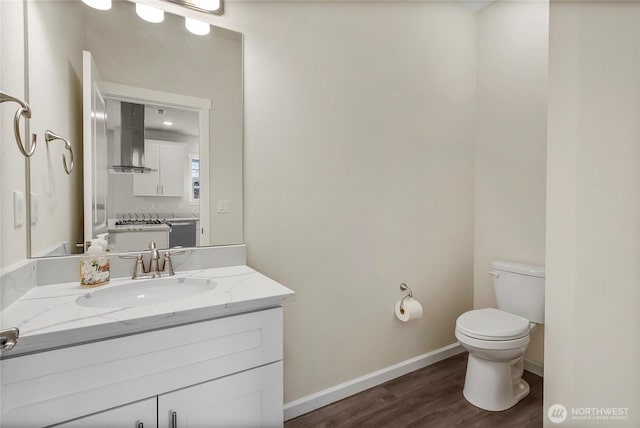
[
  {"xmin": 136, "ymin": 3, "xmax": 164, "ymax": 23},
  {"xmin": 81, "ymin": 0, "xmax": 112, "ymax": 10},
  {"xmin": 185, "ymin": 17, "xmax": 210, "ymax": 36},
  {"xmin": 194, "ymin": 0, "xmax": 221, "ymax": 11}
]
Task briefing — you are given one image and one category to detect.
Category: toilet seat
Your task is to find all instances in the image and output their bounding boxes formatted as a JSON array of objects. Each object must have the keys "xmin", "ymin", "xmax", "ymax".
[
  {"xmin": 456, "ymin": 308, "xmax": 530, "ymax": 341},
  {"xmin": 455, "ymin": 328, "xmax": 530, "ymax": 350}
]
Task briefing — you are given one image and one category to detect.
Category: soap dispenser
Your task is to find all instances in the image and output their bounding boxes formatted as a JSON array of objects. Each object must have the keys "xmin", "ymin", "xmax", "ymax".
[
  {"xmin": 80, "ymin": 239, "xmax": 111, "ymax": 287},
  {"xmin": 95, "ymin": 233, "xmax": 110, "ymax": 252}
]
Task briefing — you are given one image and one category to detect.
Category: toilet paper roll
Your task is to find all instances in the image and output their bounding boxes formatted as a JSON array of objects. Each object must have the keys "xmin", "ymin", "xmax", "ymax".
[{"xmin": 395, "ymin": 297, "xmax": 423, "ymax": 322}]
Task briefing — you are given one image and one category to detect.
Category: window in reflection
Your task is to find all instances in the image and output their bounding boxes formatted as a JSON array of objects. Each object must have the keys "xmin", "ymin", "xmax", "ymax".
[{"xmin": 190, "ymin": 156, "xmax": 200, "ymax": 202}]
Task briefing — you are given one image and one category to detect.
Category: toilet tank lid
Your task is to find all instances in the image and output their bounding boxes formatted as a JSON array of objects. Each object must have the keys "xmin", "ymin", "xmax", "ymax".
[{"xmin": 492, "ymin": 261, "xmax": 545, "ymax": 278}]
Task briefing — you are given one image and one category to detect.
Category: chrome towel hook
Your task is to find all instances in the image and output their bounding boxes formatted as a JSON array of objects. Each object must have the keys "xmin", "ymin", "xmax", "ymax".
[
  {"xmin": 45, "ymin": 130, "xmax": 74, "ymax": 175},
  {"xmin": 0, "ymin": 91, "xmax": 37, "ymax": 157}
]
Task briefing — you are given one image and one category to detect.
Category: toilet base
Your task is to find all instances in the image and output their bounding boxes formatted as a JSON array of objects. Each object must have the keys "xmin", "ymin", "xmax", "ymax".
[{"xmin": 462, "ymin": 353, "xmax": 530, "ymax": 411}]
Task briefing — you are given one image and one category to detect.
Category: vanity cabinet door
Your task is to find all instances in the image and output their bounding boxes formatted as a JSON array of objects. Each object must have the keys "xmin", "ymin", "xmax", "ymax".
[
  {"xmin": 157, "ymin": 361, "xmax": 283, "ymax": 428},
  {"xmin": 55, "ymin": 397, "xmax": 157, "ymax": 428}
]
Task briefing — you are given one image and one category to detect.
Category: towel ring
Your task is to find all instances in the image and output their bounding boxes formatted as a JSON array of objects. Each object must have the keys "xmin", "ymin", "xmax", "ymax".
[
  {"xmin": 45, "ymin": 130, "xmax": 74, "ymax": 175},
  {"xmin": 0, "ymin": 91, "xmax": 37, "ymax": 157}
]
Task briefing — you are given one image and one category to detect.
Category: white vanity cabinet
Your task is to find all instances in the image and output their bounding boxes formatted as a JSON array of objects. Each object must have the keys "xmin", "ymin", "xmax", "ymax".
[
  {"xmin": 55, "ymin": 363, "xmax": 282, "ymax": 428},
  {"xmin": 133, "ymin": 140, "xmax": 186, "ymax": 197},
  {"xmin": 1, "ymin": 308, "xmax": 284, "ymax": 428}
]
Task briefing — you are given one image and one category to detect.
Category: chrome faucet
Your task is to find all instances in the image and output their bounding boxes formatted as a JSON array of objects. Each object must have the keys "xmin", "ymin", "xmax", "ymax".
[
  {"xmin": 119, "ymin": 242, "xmax": 185, "ymax": 280},
  {"xmin": 148, "ymin": 241, "xmax": 161, "ymax": 275}
]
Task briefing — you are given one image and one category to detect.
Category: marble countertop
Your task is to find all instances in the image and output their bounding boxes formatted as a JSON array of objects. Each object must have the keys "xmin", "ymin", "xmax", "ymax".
[{"xmin": 0, "ymin": 265, "xmax": 294, "ymax": 358}]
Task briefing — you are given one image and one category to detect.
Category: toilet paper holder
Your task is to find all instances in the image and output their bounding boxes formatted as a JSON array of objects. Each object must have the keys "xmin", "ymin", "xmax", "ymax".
[{"xmin": 399, "ymin": 283, "xmax": 413, "ymax": 312}]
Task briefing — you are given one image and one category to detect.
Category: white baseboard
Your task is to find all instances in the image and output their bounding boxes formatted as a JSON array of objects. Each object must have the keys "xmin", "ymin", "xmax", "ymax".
[
  {"xmin": 283, "ymin": 342, "xmax": 464, "ymax": 421},
  {"xmin": 524, "ymin": 358, "xmax": 544, "ymax": 377}
]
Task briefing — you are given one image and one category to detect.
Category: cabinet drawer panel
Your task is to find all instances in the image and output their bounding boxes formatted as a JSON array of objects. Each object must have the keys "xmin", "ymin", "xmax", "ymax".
[
  {"xmin": 53, "ymin": 397, "xmax": 157, "ymax": 428},
  {"xmin": 2, "ymin": 308, "xmax": 282, "ymax": 428}
]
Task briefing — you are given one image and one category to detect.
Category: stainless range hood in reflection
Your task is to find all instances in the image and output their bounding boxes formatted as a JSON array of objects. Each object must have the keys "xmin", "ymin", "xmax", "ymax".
[{"xmin": 111, "ymin": 102, "xmax": 152, "ymax": 173}]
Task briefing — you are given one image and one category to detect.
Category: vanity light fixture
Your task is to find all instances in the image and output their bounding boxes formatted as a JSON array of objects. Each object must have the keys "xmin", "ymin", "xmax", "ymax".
[
  {"xmin": 185, "ymin": 17, "xmax": 210, "ymax": 36},
  {"xmin": 167, "ymin": 0, "xmax": 224, "ymax": 16},
  {"xmin": 130, "ymin": 1, "xmax": 221, "ymax": 36},
  {"xmin": 193, "ymin": 0, "xmax": 221, "ymax": 11},
  {"xmin": 81, "ymin": 0, "xmax": 112, "ymax": 11},
  {"xmin": 136, "ymin": 3, "xmax": 165, "ymax": 23}
]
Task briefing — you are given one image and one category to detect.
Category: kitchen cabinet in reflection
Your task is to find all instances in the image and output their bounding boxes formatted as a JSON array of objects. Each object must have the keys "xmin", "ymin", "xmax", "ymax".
[{"xmin": 133, "ymin": 140, "xmax": 187, "ymax": 197}]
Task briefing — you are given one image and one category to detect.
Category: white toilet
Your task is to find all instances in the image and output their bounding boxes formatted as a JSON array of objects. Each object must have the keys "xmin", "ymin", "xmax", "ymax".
[{"xmin": 455, "ymin": 260, "xmax": 544, "ymax": 411}]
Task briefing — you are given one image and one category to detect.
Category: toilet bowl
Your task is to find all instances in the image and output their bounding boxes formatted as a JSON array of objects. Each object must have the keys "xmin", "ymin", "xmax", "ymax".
[
  {"xmin": 455, "ymin": 261, "xmax": 544, "ymax": 411},
  {"xmin": 455, "ymin": 308, "xmax": 532, "ymax": 411}
]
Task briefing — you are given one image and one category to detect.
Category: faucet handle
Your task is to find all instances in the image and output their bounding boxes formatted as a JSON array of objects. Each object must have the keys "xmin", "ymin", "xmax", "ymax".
[
  {"xmin": 161, "ymin": 247, "xmax": 186, "ymax": 276},
  {"xmin": 119, "ymin": 253, "xmax": 146, "ymax": 279},
  {"xmin": 162, "ymin": 252, "xmax": 176, "ymax": 276}
]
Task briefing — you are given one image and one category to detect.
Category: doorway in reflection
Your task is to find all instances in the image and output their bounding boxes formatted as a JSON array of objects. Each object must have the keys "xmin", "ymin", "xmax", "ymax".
[{"xmin": 104, "ymin": 98, "xmax": 203, "ymax": 252}]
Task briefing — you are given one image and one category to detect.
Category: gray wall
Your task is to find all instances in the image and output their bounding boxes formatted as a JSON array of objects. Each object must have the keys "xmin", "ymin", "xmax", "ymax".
[
  {"xmin": 225, "ymin": 1, "xmax": 476, "ymax": 402},
  {"xmin": 474, "ymin": 0, "xmax": 548, "ymax": 364}
]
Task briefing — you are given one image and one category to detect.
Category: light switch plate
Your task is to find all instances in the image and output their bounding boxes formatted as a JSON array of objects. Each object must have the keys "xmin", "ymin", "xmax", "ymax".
[
  {"xmin": 13, "ymin": 191, "xmax": 25, "ymax": 227},
  {"xmin": 30, "ymin": 192, "xmax": 38, "ymax": 224},
  {"xmin": 216, "ymin": 199, "xmax": 231, "ymax": 213}
]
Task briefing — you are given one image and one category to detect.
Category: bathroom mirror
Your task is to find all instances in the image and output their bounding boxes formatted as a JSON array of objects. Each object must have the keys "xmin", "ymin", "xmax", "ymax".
[{"xmin": 25, "ymin": 0, "xmax": 243, "ymax": 257}]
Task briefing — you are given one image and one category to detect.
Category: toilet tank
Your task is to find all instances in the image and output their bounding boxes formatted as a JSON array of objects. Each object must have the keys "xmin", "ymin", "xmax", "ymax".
[{"xmin": 492, "ymin": 261, "xmax": 545, "ymax": 324}]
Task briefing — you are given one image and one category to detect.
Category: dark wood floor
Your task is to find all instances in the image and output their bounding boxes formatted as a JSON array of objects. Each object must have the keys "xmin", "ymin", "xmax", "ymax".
[{"xmin": 285, "ymin": 354, "xmax": 543, "ymax": 428}]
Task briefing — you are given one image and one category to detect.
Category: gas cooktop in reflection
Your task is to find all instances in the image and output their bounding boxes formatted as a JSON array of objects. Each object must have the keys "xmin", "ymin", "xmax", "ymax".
[{"xmin": 115, "ymin": 219, "xmax": 167, "ymax": 226}]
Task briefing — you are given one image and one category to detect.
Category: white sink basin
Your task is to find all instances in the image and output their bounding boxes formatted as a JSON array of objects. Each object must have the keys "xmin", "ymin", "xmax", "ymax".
[{"xmin": 76, "ymin": 277, "xmax": 217, "ymax": 308}]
